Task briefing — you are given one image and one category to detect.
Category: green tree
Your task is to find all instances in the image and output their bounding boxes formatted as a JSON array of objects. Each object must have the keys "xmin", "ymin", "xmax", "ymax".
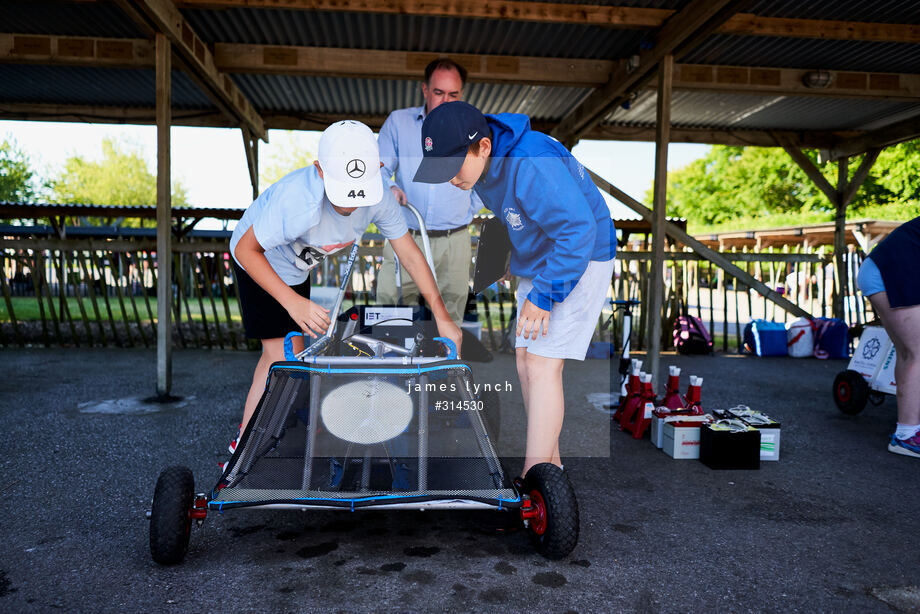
[
  {"xmin": 651, "ymin": 142, "xmax": 917, "ymax": 232},
  {"xmin": 50, "ymin": 137, "xmax": 188, "ymax": 206},
  {"xmin": 873, "ymin": 139, "xmax": 920, "ymax": 204},
  {"xmin": 0, "ymin": 137, "xmax": 37, "ymax": 202},
  {"xmin": 259, "ymin": 131, "xmax": 319, "ymax": 187}
]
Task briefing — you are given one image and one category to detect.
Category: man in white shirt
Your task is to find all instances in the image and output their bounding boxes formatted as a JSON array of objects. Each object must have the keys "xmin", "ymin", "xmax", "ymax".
[
  {"xmin": 376, "ymin": 58, "xmax": 483, "ymax": 322},
  {"xmin": 230, "ymin": 120, "xmax": 462, "ymax": 438}
]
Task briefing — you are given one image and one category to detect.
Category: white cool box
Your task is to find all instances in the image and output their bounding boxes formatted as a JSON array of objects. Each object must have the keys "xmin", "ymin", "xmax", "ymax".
[{"xmin": 653, "ymin": 409, "xmax": 781, "ymax": 461}]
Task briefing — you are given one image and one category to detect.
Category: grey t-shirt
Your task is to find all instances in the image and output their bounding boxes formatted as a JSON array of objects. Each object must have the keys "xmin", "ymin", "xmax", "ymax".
[{"xmin": 230, "ymin": 165, "xmax": 408, "ymax": 285}]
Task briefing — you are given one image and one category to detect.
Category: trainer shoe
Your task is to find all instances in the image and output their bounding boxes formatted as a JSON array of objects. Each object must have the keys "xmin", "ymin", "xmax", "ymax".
[{"xmin": 888, "ymin": 432, "xmax": 920, "ymax": 458}]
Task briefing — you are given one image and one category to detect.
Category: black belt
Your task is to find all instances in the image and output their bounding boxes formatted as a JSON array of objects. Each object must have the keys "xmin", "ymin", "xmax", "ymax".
[{"xmin": 409, "ymin": 224, "xmax": 468, "ymax": 238}]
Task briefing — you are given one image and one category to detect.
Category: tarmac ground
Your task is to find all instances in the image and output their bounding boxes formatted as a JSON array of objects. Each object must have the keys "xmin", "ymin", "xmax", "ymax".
[{"xmin": 0, "ymin": 347, "xmax": 917, "ymax": 613}]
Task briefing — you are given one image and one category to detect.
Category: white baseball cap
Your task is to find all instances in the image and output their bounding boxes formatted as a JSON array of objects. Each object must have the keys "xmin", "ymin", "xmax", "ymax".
[{"xmin": 317, "ymin": 120, "xmax": 383, "ymax": 207}]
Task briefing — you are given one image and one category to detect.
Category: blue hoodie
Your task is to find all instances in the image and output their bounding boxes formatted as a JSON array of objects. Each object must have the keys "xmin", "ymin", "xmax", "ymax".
[{"xmin": 474, "ymin": 113, "xmax": 617, "ymax": 311}]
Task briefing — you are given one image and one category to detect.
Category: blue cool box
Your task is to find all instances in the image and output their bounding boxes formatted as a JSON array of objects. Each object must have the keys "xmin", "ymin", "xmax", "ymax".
[{"xmin": 743, "ymin": 319, "xmax": 788, "ymax": 357}]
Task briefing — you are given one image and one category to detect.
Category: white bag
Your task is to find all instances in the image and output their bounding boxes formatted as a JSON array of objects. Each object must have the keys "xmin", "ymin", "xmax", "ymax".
[{"xmin": 786, "ymin": 317, "xmax": 814, "ymax": 358}]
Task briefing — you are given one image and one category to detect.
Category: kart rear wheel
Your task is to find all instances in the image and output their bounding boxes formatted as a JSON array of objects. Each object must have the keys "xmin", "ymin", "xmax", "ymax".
[
  {"xmin": 481, "ymin": 389, "xmax": 501, "ymax": 443},
  {"xmin": 149, "ymin": 466, "xmax": 195, "ymax": 565},
  {"xmin": 833, "ymin": 370, "xmax": 869, "ymax": 415},
  {"xmin": 522, "ymin": 463, "xmax": 579, "ymax": 560}
]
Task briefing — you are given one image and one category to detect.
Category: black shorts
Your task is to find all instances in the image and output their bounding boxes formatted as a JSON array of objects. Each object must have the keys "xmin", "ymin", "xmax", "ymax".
[{"xmin": 233, "ymin": 261, "xmax": 311, "ymax": 340}]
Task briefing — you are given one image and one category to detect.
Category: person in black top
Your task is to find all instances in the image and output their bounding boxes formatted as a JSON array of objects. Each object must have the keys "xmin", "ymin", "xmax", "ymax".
[{"xmin": 856, "ymin": 216, "xmax": 920, "ymax": 458}]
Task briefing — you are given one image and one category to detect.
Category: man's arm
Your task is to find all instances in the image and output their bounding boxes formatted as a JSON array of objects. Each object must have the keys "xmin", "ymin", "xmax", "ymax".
[
  {"xmin": 390, "ymin": 232, "xmax": 463, "ymax": 357},
  {"xmin": 234, "ymin": 226, "xmax": 330, "ymax": 337}
]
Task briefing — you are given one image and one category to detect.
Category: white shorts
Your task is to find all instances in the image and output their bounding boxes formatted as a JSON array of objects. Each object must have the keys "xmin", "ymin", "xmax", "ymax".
[{"xmin": 515, "ymin": 258, "xmax": 615, "ymax": 360}]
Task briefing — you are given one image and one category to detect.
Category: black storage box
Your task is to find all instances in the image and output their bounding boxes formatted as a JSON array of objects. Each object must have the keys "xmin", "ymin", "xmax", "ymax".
[{"xmin": 699, "ymin": 421, "xmax": 761, "ymax": 470}]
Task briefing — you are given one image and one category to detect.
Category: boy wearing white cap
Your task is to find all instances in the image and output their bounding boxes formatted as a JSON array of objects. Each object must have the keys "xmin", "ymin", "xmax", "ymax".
[{"xmin": 229, "ymin": 120, "xmax": 462, "ymax": 440}]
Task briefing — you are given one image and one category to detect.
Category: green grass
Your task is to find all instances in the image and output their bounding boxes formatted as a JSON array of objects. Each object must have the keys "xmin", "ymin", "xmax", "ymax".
[
  {"xmin": 473, "ymin": 302, "xmax": 516, "ymax": 332},
  {"xmin": 0, "ymin": 294, "xmax": 520, "ymax": 329},
  {"xmin": 686, "ymin": 201, "xmax": 919, "ymax": 235},
  {"xmin": 0, "ymin": 296, "xmax": 242, "ymax": 324}
]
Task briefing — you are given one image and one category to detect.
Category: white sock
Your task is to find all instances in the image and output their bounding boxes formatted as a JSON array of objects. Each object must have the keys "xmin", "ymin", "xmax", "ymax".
[{"xmin": 895, "ymin": 423, "xmax": 920, "ymax": 440}]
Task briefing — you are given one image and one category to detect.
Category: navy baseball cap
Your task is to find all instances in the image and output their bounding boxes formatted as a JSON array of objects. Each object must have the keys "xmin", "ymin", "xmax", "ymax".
[{"xmin": 414, "ymin": 101, "xmax": 490, "ymax": 184}]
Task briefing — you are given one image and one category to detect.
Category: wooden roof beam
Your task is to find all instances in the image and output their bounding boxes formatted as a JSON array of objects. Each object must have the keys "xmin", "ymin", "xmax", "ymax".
[
  {"xmin": 5, "ymin": 34, "xmax": 920, "ymax": 100},
  {"xmin": 551, "ymin": 0, "xmax": 750, "ymax": 145},
  {"xmin": 113, "ymin": 0, "xmax": 267, "ymax": 141},
  {"xmin": 175, "ymin": 1, "xmax": 920, "ymax": 44},
  {"xmin": 0, "ymin": 33, "xmax": 153, "ymax": 68},
  {"xmin": 828, "ymin": 112, "xmax": 920, "ymax": 160},
  {"xmin": 212, "ymin": 44, "xmax": 613, "ymax": 87},
  {"xmin": 0, "ymin": 103, "xmax": 852, "ymax": 148}
]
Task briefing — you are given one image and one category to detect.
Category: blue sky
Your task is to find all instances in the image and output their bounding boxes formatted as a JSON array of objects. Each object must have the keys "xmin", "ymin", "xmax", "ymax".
[{"xmin": 1, "ymin": 119, "xmax": 710, "ymax": 220}]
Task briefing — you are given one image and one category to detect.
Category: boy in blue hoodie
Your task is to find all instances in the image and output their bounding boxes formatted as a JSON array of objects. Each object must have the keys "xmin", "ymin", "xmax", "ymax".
[{"xmin": 414, "ymin": 101, "xmax": 617, "ymax": 478}]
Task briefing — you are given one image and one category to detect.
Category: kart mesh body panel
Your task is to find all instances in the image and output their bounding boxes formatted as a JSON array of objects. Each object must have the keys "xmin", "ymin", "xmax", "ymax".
[{"xmin": 211, "ymin": 360, "xmax": 516, "ymax": 510}]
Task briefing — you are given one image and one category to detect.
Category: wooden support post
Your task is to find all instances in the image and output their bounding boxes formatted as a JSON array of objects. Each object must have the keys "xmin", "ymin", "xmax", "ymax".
[
  {"xmin": 778, "ymin": 138, "xmax": 880, "ymax": 321},
  {"xmin": 833, "ymin": 157, "xmax": 848, "ymax": 320},
  {"xmin": 647, "ymin": 55, "xmax": 673, "ymax": 390},
  {"xmin": 242, "ymin": 126, "xmax": 259, "ymax": 200},
  {"xmin": 155, "ymin": 33, "xmax": 173, "ymax": 398}
]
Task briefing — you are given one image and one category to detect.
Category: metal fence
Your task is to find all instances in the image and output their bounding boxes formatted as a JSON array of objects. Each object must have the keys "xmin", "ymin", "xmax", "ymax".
[
  {"xmin": 0, "ymin": 235, "xmax": 872, "ymax": 353},
  {"xmin": 609, "ymin": 248, "xmax": 873, "ymax": 354}
]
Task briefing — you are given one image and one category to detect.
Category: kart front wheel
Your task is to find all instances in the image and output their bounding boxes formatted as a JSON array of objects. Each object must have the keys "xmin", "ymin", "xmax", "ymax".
[
  {"xmin": 521, "ymin": 463, "xmax": 579, "ymax": 560},
  {"xmin": 149, "ymin": 466, "xmax": 195, "ymax": 565}
]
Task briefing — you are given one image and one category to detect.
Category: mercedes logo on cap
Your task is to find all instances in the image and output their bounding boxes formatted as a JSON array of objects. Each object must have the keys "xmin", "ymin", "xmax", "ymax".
[{"xmin": 346, "ymin": 159, "xmax": 366, "ymax": 178}]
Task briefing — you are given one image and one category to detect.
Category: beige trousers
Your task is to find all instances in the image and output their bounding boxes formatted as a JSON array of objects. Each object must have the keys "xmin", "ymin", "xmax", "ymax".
[{"xmin": 376, "ymin": 229, "xmax": 472, "ymax": 323}]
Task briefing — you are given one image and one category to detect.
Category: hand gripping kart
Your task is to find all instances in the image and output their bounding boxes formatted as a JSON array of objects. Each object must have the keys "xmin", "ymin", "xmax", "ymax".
[
  {"xmin": 832, "ymin": 324, "xmax": 897, "ymax": 414},
  {"xmin": 148, "ymin": 204, "xmax": 579, "ymax": 564}
]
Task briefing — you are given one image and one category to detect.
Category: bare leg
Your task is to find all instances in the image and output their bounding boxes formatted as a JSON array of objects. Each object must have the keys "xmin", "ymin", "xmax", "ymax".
[
  {"xmin": 240, "ymin": 336, "xmax": 302, "ymax": 433},
  {"xmin": 867, "ymin": 293, "xmax": 920, "ymax": 425},
  {"xmin": 517, "ymin": 349, "xmax": 565, "ymax": 475},
  {"xmin": 517, "ymin": 349, "xmax": 562, "ymax": 467}
]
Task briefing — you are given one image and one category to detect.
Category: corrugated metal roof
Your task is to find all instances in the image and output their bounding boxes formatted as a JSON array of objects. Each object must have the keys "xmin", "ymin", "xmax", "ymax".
[
  {"xmin": 519, "ymin": 0, "xmax": 919, "ymax": 16},
  {"xmin": 606, "ymin": 90, "xmax": 920, "ymax": 131},
  {"xmin": 0, "ymin": 65, "xmax": 213, "ymax": 110},
  {"xmin": 523, "ymin": 1, "xmax": 680, "ymax": 6},
  {"xmin": 0, "ymin": 1, "xmax": 145, "ymax": 38},
  {"xmin": 185, "ymin": 8, "xmax": 644, "ymax": 59},
  {"xmin": 748, "ymin": 0, "xmax": 920, "ymax": 23},
  {"xmin": 183, "ymin": 6, "xmax": 920, "ymax": 77},
  {"xmin": 683, "ymin": 35, "xmax": 920, "ymax": 74},
  {"xmin": 232, "ymin": 74, "xmax": 589, "ymax": 119},
  {"xmin": 1, "ymin": 1, "xmax": 918, "ymax": 141}
]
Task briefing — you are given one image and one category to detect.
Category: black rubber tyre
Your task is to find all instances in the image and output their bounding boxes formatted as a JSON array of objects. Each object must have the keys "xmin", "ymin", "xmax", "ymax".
[
  {"xmin": 833, "ymin": 370, "xmax": 869, "ymax": 415},
  {"xmin": 523, "ymin": 463, "xmax": 579, "ymax": 560},
  {"xmin": 149, "ymin": 466, "xmax": 195, "ymax": 565},
  {"xmin": 481, "ymin": 389, "xmax": 501, "ymax": 443}
]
